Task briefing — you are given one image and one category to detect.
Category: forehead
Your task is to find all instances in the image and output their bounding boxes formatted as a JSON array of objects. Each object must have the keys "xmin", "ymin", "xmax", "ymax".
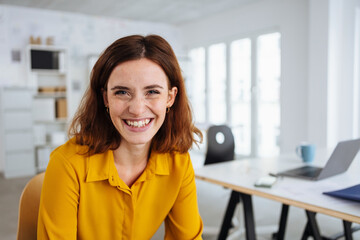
[{"xmin": 107, "ymin": 58, "xmax": 169, "ymax": 87}]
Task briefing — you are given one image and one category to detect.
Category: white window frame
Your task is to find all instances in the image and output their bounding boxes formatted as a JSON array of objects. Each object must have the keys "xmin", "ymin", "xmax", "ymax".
[{"xmin": 188, "ymin": 29, "xmax": 281, "ymax": 158}]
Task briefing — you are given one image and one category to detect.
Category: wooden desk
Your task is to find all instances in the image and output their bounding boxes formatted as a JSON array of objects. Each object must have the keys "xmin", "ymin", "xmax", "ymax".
[{"xmin": 195, "ymin": 156, "xmax": 360, "ymax": 240}]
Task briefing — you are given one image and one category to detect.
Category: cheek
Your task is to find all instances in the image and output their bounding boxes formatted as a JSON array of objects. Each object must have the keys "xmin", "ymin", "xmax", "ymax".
[
  {"xmin": 151, "ymin": 99, "xmax": 168, "ymax": 113},
  {"xmin": 108, "ymin": 100, "xmax": 125, "ymax": 117}
]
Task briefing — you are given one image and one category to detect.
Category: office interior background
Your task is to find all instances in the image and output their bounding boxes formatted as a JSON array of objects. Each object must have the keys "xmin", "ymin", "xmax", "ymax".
[{"xmin": 0, "ymin": 0, "xmax": 360, "ymax": 238}]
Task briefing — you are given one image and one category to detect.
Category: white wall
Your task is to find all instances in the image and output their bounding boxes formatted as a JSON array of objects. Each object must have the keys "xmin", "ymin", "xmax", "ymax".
[
  {"xmin": 309, "ymin": 0, "xmax": 360, "ymax": 149},
  {"xmin": 329, "ymin": 0, "xmax": 360, "ymax": 145},
  {"xmin": 0, "ymin": 5, "xmax": 183, "ymax": 116},
  {"xmin": 179, "ymin": 0, "xmax": 309, "ymax": 153},
  {"xmin": 355, "ymin": 4, "xmax": 360, "ymax": 138},
  {"xmin": 308, "ymin": 0, "xmax": 330, "ymax": 150}
]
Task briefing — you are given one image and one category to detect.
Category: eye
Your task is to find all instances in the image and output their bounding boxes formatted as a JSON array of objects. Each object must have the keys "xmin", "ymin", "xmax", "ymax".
[
  {"xmin": 147, "ymin": 89, "xmax": 160, "ymax": 95},
  {"xmin": 114, "ymin": 90, "xmax": 128, "ymax": 96}
]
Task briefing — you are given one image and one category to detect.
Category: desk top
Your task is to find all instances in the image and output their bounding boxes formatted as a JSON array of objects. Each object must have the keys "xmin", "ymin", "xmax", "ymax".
[{"xmin": 194, "ymin": 155, "xmax": 360, "ymax": 224}]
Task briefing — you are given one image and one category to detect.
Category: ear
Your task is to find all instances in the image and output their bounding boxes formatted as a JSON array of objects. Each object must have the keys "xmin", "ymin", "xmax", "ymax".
[
  {"xmin": 102, "ymin": 88, "xmax": 108, "ymax": 106},
  {"xmin": 167, "ymin": 87, "xmax": 178, "ymax": 107}
]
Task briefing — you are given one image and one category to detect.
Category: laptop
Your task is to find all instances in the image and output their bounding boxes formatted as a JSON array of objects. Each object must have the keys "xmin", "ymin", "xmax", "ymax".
[{"xmin": 276, "ymin": 138, "xmax": 360, "ymax": 181}]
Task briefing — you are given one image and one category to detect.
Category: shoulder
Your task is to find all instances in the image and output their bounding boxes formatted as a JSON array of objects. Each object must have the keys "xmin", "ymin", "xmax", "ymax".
[
  {"xmin": 48, "ymin": 137, "xmax": 89, "ymax": 171},
  {"xmin": 157, "ymin": 151, "xmax": 191, "ymax": 166},
  {"xmin": 163, "ymin": 151, "xmax": 193, "ymax": 174},
  {"xmin": 171, "ymin": 151, "xmax": 191, "ymax": 166},
  {"xmin": 170, "ymin": 151, "xmax": 190, "ymax": 160},
  {"xmin": 51, "ymin": 138, "xmax": 87, "ymax": 158}
]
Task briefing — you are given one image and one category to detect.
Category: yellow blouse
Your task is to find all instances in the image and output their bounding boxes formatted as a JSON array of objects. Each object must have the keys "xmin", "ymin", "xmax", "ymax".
[{"xmin": 37, "ymin": 139, "xmax": 203, "ymax": 239}]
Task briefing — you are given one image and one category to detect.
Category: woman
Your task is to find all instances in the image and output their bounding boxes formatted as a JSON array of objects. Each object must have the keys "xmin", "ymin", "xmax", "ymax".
[{"xmin": 38, "ymin": 35, "xmax": 204, "ymax": 239}]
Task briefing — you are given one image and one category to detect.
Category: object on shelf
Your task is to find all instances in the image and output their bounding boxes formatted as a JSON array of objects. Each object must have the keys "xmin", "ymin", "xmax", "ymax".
[
  {"xmin": 56, "ymin": 98, "xmax": 67, "ymax": 119},
  {"xmin": 38, "ymin": 86, "xmax": 66, "ymax": 94},
  {"xmin": 38, "ymin": 87, "xmax": 56, "ymax": 93},
  {"xmin": 46, "ymin": 36, "xmax": 54, "ymax": 45},
  {"xmin": 30, "ymin": 36, "xmax": 41, "ymax": 45}
]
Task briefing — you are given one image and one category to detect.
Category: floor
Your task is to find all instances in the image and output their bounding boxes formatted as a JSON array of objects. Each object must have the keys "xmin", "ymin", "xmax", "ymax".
[
  {"xmin": 1, "ymin": 174, "xmax": 359, "ymax": 240},
  {"xmin": 0, "ymin": 174, "xmax": 31, "ymax": 240}
]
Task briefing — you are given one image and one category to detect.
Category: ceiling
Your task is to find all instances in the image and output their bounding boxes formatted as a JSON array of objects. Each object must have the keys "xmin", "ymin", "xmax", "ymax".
[{"xmin": 0, "ymin": 0, "xmax": 258, "ymax": 25}]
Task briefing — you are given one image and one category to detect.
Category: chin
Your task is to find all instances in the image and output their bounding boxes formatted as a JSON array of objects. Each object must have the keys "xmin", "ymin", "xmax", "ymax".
[{"xmin": 124, "ymin": 137, "xmax": 153, "ymax": 146}]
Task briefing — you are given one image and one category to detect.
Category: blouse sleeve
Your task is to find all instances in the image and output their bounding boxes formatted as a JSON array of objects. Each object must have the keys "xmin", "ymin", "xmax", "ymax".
[
  {"xmin": 37, "ymin": 150, "xmax": 79, "ymax": 240},
  {"xmin": 164, "ymin": 154, "xmax": 203, "ymax": 239}
]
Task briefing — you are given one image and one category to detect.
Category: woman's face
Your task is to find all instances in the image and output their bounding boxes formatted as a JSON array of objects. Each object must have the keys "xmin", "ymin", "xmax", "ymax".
[{"xmin": 103, "ymin": 58, "xmax": 177, "ymax": 149}]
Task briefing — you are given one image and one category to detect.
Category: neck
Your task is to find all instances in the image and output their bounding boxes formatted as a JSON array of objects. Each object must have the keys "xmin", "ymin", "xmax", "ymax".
[
  {"xmin": 113, "ymin": 142, "xmax": 151, "ymax": 167},
  {"xmin": 112, "ymin": 142, "xmax": 151, "ymax": 187}
]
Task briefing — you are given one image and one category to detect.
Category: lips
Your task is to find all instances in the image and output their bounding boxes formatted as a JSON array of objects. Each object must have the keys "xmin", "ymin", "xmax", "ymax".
[{"xmin": 125, "ymin": 119, "xmax": 151, "ymax": 128}]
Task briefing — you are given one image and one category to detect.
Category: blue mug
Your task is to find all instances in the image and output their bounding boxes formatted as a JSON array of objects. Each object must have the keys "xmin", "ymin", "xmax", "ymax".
[{"xmin": 296, "ymin": 144, "xmax": 316, "ymax": 163}]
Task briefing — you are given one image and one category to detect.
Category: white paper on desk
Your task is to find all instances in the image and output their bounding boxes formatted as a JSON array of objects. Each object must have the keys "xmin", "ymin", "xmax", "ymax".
[{"xmin": 274, "ymin": 178, "xmax": 342, "ymax": 202}]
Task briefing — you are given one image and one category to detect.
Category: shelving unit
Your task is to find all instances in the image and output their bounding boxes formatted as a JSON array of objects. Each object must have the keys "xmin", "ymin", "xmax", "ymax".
[
  {"xmin": 0, "ymin": 87, "xmax": 36, "ymax": 178},
  {"xmin": 27, "ymin": 44, "xmax": 70, "ymax": 171}
]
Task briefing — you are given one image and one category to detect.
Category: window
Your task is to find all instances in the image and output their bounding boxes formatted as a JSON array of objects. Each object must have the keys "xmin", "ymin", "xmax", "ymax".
[
  {"xmin": 257, "ymin": 33, "xmax": 281, "ymax": 156},
  {"xmin": 187, "ymin": 32, "xmax": 281, "ymax": 157},
  {"xmin": 230, "ymin": 39, "xmax": 251, "ymax": 155},
  {"xmin": 188, "ymin": 48, "xmax": 206, "ymax": 123},
  {"xmin": 208, "ymin": 43, "xmax": 227, "ymax": 124}
]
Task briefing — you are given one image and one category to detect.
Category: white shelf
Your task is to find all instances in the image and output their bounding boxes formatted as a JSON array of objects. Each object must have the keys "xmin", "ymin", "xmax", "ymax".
[
  {"xmin": 28, "ymin": 44, "xmax": 67, "ymax": 51},
  {"xmin": 30, "ymin": 69, "xmax": 67, "ymax": 75},
  {"xmin": 34, "ymin": 92, "xmax": 67, "ymax": 98},
  {"xmin": 34, "ymin": 118, "xmax": 68, "ymax": 124},
  {"xmin": 35, "ymin": 143, "xmax": 63, "ymax": 148}
]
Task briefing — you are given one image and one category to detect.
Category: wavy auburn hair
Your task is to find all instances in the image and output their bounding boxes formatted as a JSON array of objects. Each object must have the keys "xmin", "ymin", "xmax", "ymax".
[{"xmin": 68, "ymin": 34, "xmax": 202, "ymax": 155}]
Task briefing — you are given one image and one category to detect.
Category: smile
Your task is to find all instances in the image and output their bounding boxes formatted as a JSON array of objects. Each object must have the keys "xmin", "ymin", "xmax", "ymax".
[{"xmin": 125, "ymin": 119, "xmax": 151, "ymax": 128}]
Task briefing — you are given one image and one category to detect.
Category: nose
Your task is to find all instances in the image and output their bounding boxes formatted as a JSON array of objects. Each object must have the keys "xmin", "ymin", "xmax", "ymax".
[{"xmin": 128, "ymin": 95, "xmax": 146, "ymax": 116}]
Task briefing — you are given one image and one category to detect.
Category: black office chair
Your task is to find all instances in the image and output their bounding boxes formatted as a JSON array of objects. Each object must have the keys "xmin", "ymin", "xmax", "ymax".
[
  {"xmin": 203, "ymin": 125, "xmax": 244, "ymax": 239},
  {"xmin": 204, "ymin": 125, "xmax": 235, "ymax": 166}
]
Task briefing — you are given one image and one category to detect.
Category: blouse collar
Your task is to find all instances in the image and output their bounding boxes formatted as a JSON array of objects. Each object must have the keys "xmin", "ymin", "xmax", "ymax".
[{"xmin": 85, "ymin": 149, "xmax": 170, "ymax": 186}]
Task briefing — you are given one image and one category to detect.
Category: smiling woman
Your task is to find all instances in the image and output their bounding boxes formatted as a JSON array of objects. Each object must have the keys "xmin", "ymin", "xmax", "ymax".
[{"xmin": 37, "ymin": 35, "xmax": 204, "ymax": 240}]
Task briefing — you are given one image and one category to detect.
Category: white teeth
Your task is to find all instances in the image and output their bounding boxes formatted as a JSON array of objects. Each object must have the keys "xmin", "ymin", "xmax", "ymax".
[{"xmin": 126, "ymin": 119, "xmax": 151, "ymax": 128}]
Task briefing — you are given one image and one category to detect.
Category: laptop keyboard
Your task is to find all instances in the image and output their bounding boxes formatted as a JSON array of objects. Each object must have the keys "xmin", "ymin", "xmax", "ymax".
[{"xmin": 294, "ymin": 166, "xmax": 322, "ymax": 177}]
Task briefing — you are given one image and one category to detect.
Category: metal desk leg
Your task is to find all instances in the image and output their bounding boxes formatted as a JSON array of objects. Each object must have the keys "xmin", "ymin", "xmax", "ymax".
[
  {"xmin": 343, "ymin": 220, "xmax": 353, "ymax": 240},
  {"xmin": 240, "ymin": 193, "xmax": 257, "ymax": 240},
  {"xmin": 272, "ymin": 204, "xmax": 289, "ymax": 240},
  {"xmin": 304, "ymin": 210, "xmax": 322, "ymax": 240},
  {"xmin": 301, "ymin": 221, "xmax": 312, "ymax": 240},
  {"xmin": 301, "ymin": 217, "xmax": 355, "ymax": 240},
  {"xmin": 217, "ymin": 190, "xmax": 240, "ymax": 240}
]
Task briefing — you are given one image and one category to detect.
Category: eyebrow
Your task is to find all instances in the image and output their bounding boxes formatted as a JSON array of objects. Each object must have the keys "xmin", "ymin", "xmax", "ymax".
[
  {"xmin": 110, "ymin": 84, "xmax": 164, "ymax": 91},
  {"xmin": 110, "ymin": 86, "xmax": 130, "ymax": 91},
  {"xmin": 144, "ymin": 84, "xmax": 164, "ymax": 90}
]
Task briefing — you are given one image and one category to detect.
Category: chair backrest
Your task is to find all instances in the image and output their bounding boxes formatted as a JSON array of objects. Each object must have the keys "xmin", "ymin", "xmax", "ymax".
[
  {"xmin": 17, "ymin": 172, "xmax": 45, "ymax": 240},
  {"xmin": 204, "ymin": 125, "xmax": 235, "ymax": 165}
]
